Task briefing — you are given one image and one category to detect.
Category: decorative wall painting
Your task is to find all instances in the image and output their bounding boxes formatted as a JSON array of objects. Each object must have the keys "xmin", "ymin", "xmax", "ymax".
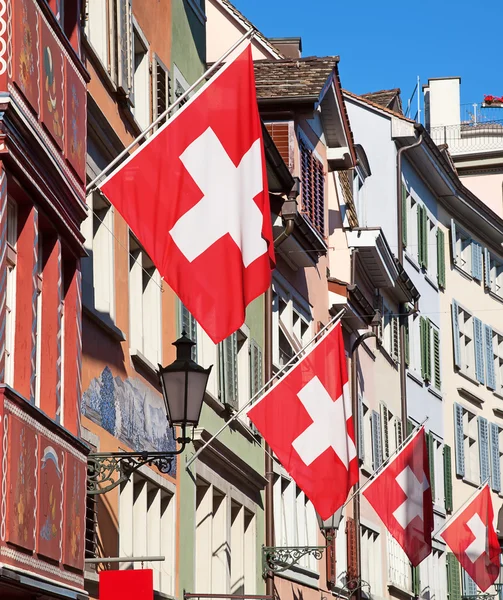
[
  {"xmin": 40, "ymin": 17, "xmax": 64, "ymax": 149},
  {"xmin": 37, "ymin": 440, "xmax": 63, "ymax": 561},
  {"xmin": 13, "ymin": 0, "xmax": 40, "ymax": 113}
]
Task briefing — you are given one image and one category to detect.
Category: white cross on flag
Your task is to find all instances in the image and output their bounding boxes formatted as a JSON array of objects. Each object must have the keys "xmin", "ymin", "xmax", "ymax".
[
  {"xmin": 99, "ymin": 44, "xmax": 274, "ymax": 344},
  {"xmin": 441, "ymin": 484, "xmax": 501, "ymax": 592},
  {"xmin": 363, "ymin": 427, "xmax": 433, "ymax": 566},
  {"xmin": 247, "ymin": 322, "xmax": 358, "ymax": 520}
]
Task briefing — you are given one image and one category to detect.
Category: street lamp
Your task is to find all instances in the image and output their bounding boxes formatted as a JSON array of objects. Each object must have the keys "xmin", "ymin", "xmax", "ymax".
[
  {"xmin": 87, "ymin": 332, "xmax": 212, "ymax": 495},
  {"xmin": 316, "ymin": 507, "xmax": 344, "ymax": 542}
]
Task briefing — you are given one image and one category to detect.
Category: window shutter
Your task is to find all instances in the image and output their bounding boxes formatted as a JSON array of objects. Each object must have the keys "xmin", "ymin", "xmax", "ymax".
[
  {"xmin": 392, "ymin": 317, "xmax": 399, "ymax": 362},
  {"xmin": 484, "ymin": 247, "xmax": 492, "ymax": 289},
  {"xmin": 478, "ymin": 416, "xmax": 490, "ymax": 484},
  {"xmin": 407, "ymin": 419, "xmax": 415, "ymax": 438},
  {"xmin": 471, "ymin": 241, "xmax": 483, "ymax": 281},
  {"xmin": 220, "ymin": 333, "xmax": 238, "ymax": 408},
  {"xmin": 490, "ymin": 423, "xmax": 501, "ymax": 493},
  {"xmin": 433, "ymin": 328, "xmax": 441, "ymax": 390},
  {"xmin": 266, "ymin": 122, "xmax": 294, "ymax": 172},
  {"xmin": 249, "ymin": 339, "xmax": 263, "ymax": 398},
  {"xmin": 412, "ymin": 564, "xmax": 421, "ymax": 597},
  {"xmin": 371, "ymin": 409, "xmax": 382, "ymax": 469},
  {"xmin": 427, "ymin": 432, "xmax": 436, "ymax": 499},
  {"xmin": 345, "ymin": 517, "xmax": 358, "ymax": 581},
  {"xmin": 446, "ymin": 553, "xmax": 462, "ymax": 600},
  {"xmin": 395, "ymin": 419, "xmax": 403, "ymax": 448},
  {"xmin": 404, "ymin": 319, "xmax": 410, "ymax": 367},
  {"xmin": 425, "ymin": 318, "xmax": 432, "ymax": 382},
  {"xmin": 179, "ymin": 302, "xmax": 197, "ymax": 360},
  {"xmin": 444, "ymin": 444, "xmax": 453, "ymax": 512},
  {"xmin": 420, "ymin": 316, "xmax": 426, "ymax": 379},
  {"xmin": 462, "ymin": 569, "xmax": 478, "ymax": 597},
  {"xmin": 152, "ymin": 57, "xmax": 171, "ymax": 129},
  {"xmin": 437, "ymin": 228, "xmax": 446, "ymax": 288},
  {"xmin": 454, "ymin": 403, "xmax": 465, "ymax": 477},
  {"xmin": 116, "ymin": 0, "xmax": 133, "ymax": 96},
  {"xmin": 473, "ymin": 317, "xmax": 485, "ymax": 384},
  {"xmin": 450, "ymin": 219, "xmax": 458, "ymax": 265},
  {"xmin": 451, "ymin": 301, "xmax": 462, "ymax": 369},
  {"xmin": 421, "ymin": 206, "xmax": 428, "ymax": 269},
  {"xmin": 417, "ymin": 205, "xmax": 424, "ymax": 266},
  {"xmin": 402, "ymin": 183, "xmax": 408, "ymax": 247},
  {"xmin": 358, "ymin": 395, "xmax": 365, "ymax": 462},
  {"xmin": 299, "ymin": 137, "xmax": 325, "ymax": 238},
  {"xmin": 380, "ymin": 403, "xmax": 390, "ymax": 461},
  {"xmin": 485, "ymin": 324, "xmax": 496, "ymax": 391}
]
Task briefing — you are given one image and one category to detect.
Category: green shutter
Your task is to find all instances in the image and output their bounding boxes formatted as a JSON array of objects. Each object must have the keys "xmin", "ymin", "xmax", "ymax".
[
  {"xmin": 425, "ymin": 318, "xmax": 432, "ymax": 382},
  {"xmin": 220, "ymin": 333, "xmax": 238, "ymax": 408},
  {"xmin": 381, "ymin": 403, "xmax": 390, "ymax": 460},
  {"xmin": 447, "ymin": 553, "xmax": 462, "ymax": 600},
  {"xmin": 444, "ymin": 444, "xmax": 453, "ymax": 512},
  {"xmin": 437, "ymin": 228, "xmax": 446, "ymax": 288},
  {"xmin": 407, "ymin": 419, "xmax": 415, "ymax": 437},
  {"xmin": 427, "ymin": 432, "xmax": 436, "ymax": 499},
  {"xmin": 420, "ymin": 317, "xmax": 426, "ymax": 379},
  {"xmin": 422, "ymin": 206, "xmax": 428, "ymax": 269},
  {"xmin": 433, "ymin": 328, "xmax": 441, "ymax": 390},
  {"xmin": 412, "ymin": 564, "xmax": 421, "ymax": 597},
  {"xmin": 402, "ymin": 183, "xmax": 408, "ymax": 247},
  {"xmin": 404, "ymin": 320, "xmax": 410, "ymax": 367},
  {"xmin": 417, "ymin": 205, "xmax": 424, "ymax": 266}
]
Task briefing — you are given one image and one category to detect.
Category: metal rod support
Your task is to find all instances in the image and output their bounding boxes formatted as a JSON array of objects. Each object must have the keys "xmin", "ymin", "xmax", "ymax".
[{"xmin": 85, "ymin": 556, "xmax": 165, "ymax": 564}]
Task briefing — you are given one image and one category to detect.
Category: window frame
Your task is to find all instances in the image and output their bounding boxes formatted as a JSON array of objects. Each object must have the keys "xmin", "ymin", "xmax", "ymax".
[{"xmin": 5, "ymin": 200, "xmax": 17, "ymax": 387}]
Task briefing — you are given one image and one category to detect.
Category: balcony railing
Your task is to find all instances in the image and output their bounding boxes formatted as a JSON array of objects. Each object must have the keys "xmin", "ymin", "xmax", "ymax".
[{"xmin": 430, "ymin": 120, "xmax": 503, "ymax": 156}]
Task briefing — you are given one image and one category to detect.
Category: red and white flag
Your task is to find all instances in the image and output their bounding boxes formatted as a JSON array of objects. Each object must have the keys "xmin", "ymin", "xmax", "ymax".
[
  {"xmin": 441, "ymin": 484, "xmax": 501, "ymax": 592},
  {"xmin": 363, "ymin": 427, "xmax": 433, "ymax": 566},
  {"xmin": 99, "ymin": 44, "xmax": 274, "ymax": 344},
  {"xmin": 248, "ymin": 322, "xmax": 358, "ymax": 520}
]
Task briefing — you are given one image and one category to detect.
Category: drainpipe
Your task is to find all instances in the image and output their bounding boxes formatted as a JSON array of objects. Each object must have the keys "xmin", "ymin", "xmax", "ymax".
[
  {"xmin": 265, "ymin": 178, "xmax": 300, "ymax": 597},
  {"xmin": 396, "ymin": 132, "xmax": 423, "ymax": 429}
]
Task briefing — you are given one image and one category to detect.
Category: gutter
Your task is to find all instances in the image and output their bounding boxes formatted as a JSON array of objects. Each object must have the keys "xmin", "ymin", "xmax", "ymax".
[{"xmin": 396, "ymin": 132, "xmax": 423, "ymax": 431}]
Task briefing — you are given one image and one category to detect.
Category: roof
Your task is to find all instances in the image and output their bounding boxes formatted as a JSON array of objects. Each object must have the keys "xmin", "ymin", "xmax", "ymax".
[
  {"xmin": 217, "ymin": 0, "xmax": 284, "ymax": 59},
  {"xmin": 361, "ymin": 88, "xmax": 402, "ymax": 112},
  {"xmin": 254, "ymin": 57, "xmax": 339, "ymax": 100},
  {"xmin": 343, "ymin": 89, "xmax": 415, "ymax": 123}
]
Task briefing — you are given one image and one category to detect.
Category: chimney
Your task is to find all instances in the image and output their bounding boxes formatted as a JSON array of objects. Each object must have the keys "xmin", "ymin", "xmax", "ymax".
[
  {"xmin": 268, "ymin": 37, "xmax": 302, "ymax": 58},
  {"xmin": 423, "ymin": 77, "xmax": 461, "ymax": 130}
]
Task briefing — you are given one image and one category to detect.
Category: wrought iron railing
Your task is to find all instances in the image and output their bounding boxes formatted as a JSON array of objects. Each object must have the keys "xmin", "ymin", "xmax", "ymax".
[{"xmin": 430, "ymin": 120, "xmax": 503, "ymax": 156}]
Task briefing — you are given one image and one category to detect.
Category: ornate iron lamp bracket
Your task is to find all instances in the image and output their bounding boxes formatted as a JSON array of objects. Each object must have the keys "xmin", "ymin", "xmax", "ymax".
[
  {"xmin": 87, "ymin": 444, "xmax": 187, "ymax": 495},
  {"xmin": 338, "ymin": 571, "xmax": 372, "ymax": 599},
  {"xmin": 262, "ymin": 545, "xmax": 326, "ymax": 578}
]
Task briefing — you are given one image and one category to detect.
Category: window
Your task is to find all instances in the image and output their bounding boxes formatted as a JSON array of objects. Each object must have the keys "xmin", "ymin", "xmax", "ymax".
[
  {"xmin": 178, "ymin": 301, "xmax": 197, "ymax": 360},
  {"xmin": 489, "ymin": 328, "xmax": 503, "ymax": 396},
  {"xmin": 451, "ymin": 220, "xmax": 483, "ymax": 280},
  {"xmin": 427, "ymin": 433, "xmax": 445, "ymax": 507},
  {"xmin": 485, "ymin": 248, "xmax": 503, "ymax": 299},
  {"xmin": 417, "ymin": 204, "xmax": 428, "ymax": 270},
  {"xmin": 446, "ymin": 552, "xmax": 462, "ymax": 600},
  {"xmin": 82, "ymin": 192, "xmax": 115, "ymax": 321},
  {"xmin": 152, "ymin": 55, "xmax": 171, "ymax": 130},
  {"xmin": 5, "ymin": 201, "xmax": 17, "ymax": 386},
  {"xmin": 451, "ymin": 301, "xmax": 485, "ymax": 383},
  {"xmin": 173, "ymin": 65, "xmax": 190, "ymax": 109},
  {"xmin": 489, "ymin": 423, "xmax": 502, "ymax": 494},
  {"xmin": 371, "ymin": 409, "xmax": 382, "ymax": 470},
  {"xmin": 129, "ymin": 235, "xmax": 162, "ymax": 366},
  {"xmin": 360, "ymin": 526, "xmax": 382, "ymax": 597},
  {"xmin": 437, "ymin": 228, "xmax": 446, "ymax": 288},
  {"xmin": 119, "ymin": 473, "xmax": 175, "ymax": 594},
  {"xmin": 132, "ymin": 25, "xmax": 150, "ymax": 131},
  {"xmin": 405, "ymin": 192, "xmax": 419, "ymax": 262},
  {"xmin": 387, "ymin": 533, "xmax": 412, "ymax": 591},
  {"xmin": 34, "ymin": 234, "xmax": 43, "ymax": 406},
  {"xmin": 274, "ymin": 474, "xmax": 318, "ymax": 574},
  {"xmin": 219, "ymin": 332, "xmax": 238, "ymax": 408},
  {"xmin": 462, "ymin": 568, "xmax": 478, "ymax": 597},
  {"xmin": 454, "ymin": 403, "xmax": 481, "ymax": 484},
  {"xmin": 380, "ymin": 304, "xmax": 399, "ymax": 362},
  {"xmin": 427, "ymin": 215, "xmax": 437, "ymax": 281},
  {"xmin": 352, "ymin": 170, "xmax": 365, "ymax": 226},
  {"xmin": 84, "ymin": 0, "xmax": 111, "ymax": 67},
  {"xmin": 272, "ymin": 278, "xmax": 312, "ymax": 371},
  {"xmin": 420, "ymin": 550, "xmax": 447, "ymax": 600},
  {"xmin": 299, "ymin": 134, "xmax": 325, "ymax": 238},
  {"xmin": 419, "ymin": 318, "xmax": 441, "ymax": 391},
  {"xmin": 379, "ymin": 403, "xmax": 401, "ymax": 462},
  {"xmin": 196, "ymin": 478, "xmax": 256, "ymax": 593},
  {"xmin": 358, "ymin": 397, "xmax": 372, "ymax": 472}
]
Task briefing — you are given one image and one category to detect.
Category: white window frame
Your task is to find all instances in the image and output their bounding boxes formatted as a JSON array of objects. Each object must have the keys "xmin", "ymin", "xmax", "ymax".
[
  {"xmin": 456, "ymin": 303, "xmax": 476, "ymax": 381},
  {"xmin": 128, "ymin": 234, "xmax": 162, "ymax": 368},
  {"xmin": 84, "ymin": 0, "xmax": 111, "ymax": 69},
  {"xmin": 131, "ymin": 21, "xmax": 150, "ymax": 131},
  {"xmin": 34, "ymin": 234, "xmax": 43, "ymax": 407},
  {"xmin": 488, "ymin": 253, "xmax": 503, "ymax": 300},
  {"xmin": 173, "ymin": 64, "xmax": 191, "ymax": 109},
  {"xmin": 380, "ymin": 301, "xmax": 399, "ymax": 363},
  {"xmin": 426, "ymin": 214, "xmax": 438, "ymax": 283},
  {"xmin": 461, "ymin": 405, "xmax": 480, "ymax": 485},
  {"xmin": 360, "ymin": 524, "xmax": 382, "ymax": 597},
  {"xmin": 5, "ymin": 200, "xmax": 17, "ymax": 387},
  {"xmin": 406, "ymin": 193, "xmax": 419, "ymax": 265},
  {"xmin": 455, "ymin": 225, "xmax": 472, "ymax": 275},
  {"xmin": 493, "ymin": 329, "xmax": 503, "ymax": 398}
]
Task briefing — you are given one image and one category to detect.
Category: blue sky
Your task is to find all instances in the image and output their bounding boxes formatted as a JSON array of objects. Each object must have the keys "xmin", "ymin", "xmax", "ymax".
[{"xmin": 232, "ymin": 0, "xmax": 503, "ymax": 121}]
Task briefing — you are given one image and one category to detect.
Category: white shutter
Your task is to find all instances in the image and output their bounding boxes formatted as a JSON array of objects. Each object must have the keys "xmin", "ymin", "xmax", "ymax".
[
  {"xmin": 371, "ymin": 410, "xmax": 382, "ymax": 470},
  {"xmin": 473, "ymin": 317, "xmax": 485, "ymax": 384},
  {"xmin": 490, "ymin": 423, "xmax": 501, "ymax": 493},
  {"xmin": 471, "ymin": 241, "xmax": 483, "ymax": 281},
  {"xmin": 478, "ymin": 416, "xmax": 490, "ymax": 484},
  {"xmin": 450, "ymin": 219, "xmax": 458, "ymax": 265},
  {"xmin": 380, "ymin": 403, "xmax": 390, "ymax": 460},
  {"xmin": 454, "ymin": 403, "xmax": 465, "ymax": 477},
  {"xmin": 451, "ymin": 301, "xmax": 462, "ymax": 369},
  {"xmin": 220, "ymin": 333, "xmax": 238, "ymax": 409},
  {"xmin": 485, "ymin": 324, "xmax": 496, "ymax": 391},
  {"xmin": 484, "ymin": 247, "xmax": 492, "ymax": 289},
  {"xmin": 116, "ymin": 0, "xmax": 133, "ymax": 96}
]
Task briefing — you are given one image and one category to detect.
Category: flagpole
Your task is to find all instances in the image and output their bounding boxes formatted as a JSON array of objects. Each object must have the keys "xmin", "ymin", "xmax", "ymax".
[
  {"xmin": 341, "ymin": 418, "xmax": 429, "ymax": 510},
  {"xmin": 185, "ymin": 308, "xmax": 347, "ymax": 469},
  {"xmin": 86, "ymin": 27, "xmax": 256, "ymax": 195},
  {"xmin": 431, "ymin": 479, "xmax": 490, "ymax": 539}
]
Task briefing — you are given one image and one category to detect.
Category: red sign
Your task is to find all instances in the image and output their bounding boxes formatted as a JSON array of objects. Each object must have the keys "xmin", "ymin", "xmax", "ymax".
[{"xmin": 100, "ymin": 570, "xmax": 154, "ymax": 600}]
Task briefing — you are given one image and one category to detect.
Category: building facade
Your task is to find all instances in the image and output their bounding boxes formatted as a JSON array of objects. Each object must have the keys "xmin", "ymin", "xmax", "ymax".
[{"xmin": 0, "ymin": 0, "xmax": 89, "ymax": 598}]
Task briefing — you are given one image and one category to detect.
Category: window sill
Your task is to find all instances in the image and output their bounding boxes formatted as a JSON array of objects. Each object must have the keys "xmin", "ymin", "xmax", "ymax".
[
  {"xmin": 275, "ymin": 563, "xmax": 320, "ymax": 589},
  {"xmin": 427, "ymin": 386, "xmax": 443, "ymax": 400},
  {"xmin": 405, "ymin": 252, "xmax": 420, "ymax": 272},
  {"xmin": 453, "ymin": 262, "xmax": 474, "ymax": 282},
  {"xmin": 130, "ymin": 348, "xmax": 158, "ymax": 378},
  {"xmin": 493, "ymin": 391, "xmax": 503, "ymax": 401},
  {"xmin": 462, "ymin": 477, "xmax": 481, "ymax": 489},
  {"xmin": 457, "ymin": 385, "xmax": 484, "ymax": 407},
  {"xmin": 424, "ymin": 273, "xmax": 439, "ymax": 292},
  {"xmin": 378, "ymin": 345, "xmax": 399, "ymax": 368},
  {"xmin": 83, "ymin": 303, "xmax": 126, "ymax": 342},
  {"xmin": 433, "ymin": 504, "xmax": 446, "ymax": 518},
  {"xmin": 488, "ymin": 289, "xmax": 503, "ymax": 304},
  {"xmin": 360, "ymin": 464, "xmax": 374, "ymax": 478},
  {"xmin": 407, "ymin": 370, "xmax": 424, "ymax": 387},
  {"xmin": 457, "ymin": 369, "xmax": 481, "ymax": 388},
  {"xmin": 387, "ymin": 581, "xmax": 414, "ymax": 599},
  {"xmin": 185, "ymin": 0, "xmax": 207, "ymax": 24}
]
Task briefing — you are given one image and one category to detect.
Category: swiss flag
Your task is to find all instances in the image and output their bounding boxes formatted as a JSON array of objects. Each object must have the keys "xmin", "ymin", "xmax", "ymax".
[
  {"xmin": 248, "ymin": 322, "xmax": 358, "ymax": 520},
  {"xmin": 99, "ymin": 44, "xmax": 273, "ymax": 344},
  {"xmin": 441, "ymin": 485, "xmax": 501, "ymax": 592},
  {"xmin": 363, "ymin": 427, "xmax": 433, "ymax": 566}
]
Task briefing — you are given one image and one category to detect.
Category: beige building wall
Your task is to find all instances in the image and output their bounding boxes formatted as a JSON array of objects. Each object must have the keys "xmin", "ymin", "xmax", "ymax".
[{"xmin": 461, "ymin": 173, "xmax": 503, "ymax": 219}]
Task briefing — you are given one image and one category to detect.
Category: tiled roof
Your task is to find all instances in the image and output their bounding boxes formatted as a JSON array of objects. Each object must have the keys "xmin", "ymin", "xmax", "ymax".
[
  {"xmin": 254, "ymin": 57, "xmax": 338, "ymax": 100},
  {"xmin": 361, "ymin": 88, "xmax": 402, "ymax": 111},
  {"xmin": 343, "ymin": 89, "xmax": 414, "ymax": 123},
  {"xmin": 218, "ymin": 0, "xmax": 284, "ymax": 58}
]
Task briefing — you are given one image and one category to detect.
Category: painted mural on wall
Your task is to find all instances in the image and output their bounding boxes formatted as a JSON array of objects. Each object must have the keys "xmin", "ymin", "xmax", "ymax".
[
  {"xmin": 40, "ymin": 15, "xmax": 64, "ymax": 148},
  {"xmin": 82, "ymin": 367, "xmax": 176, "ymax": 475},
  {"xmin": 13, "ymin": 0, "xmax": 40, "ymax": 113}
]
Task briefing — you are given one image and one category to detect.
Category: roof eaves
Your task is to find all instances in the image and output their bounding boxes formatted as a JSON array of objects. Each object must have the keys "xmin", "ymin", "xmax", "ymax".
[{"xmin": 343, "ymin": 89, "xmax": 414, "ymax": 123}]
